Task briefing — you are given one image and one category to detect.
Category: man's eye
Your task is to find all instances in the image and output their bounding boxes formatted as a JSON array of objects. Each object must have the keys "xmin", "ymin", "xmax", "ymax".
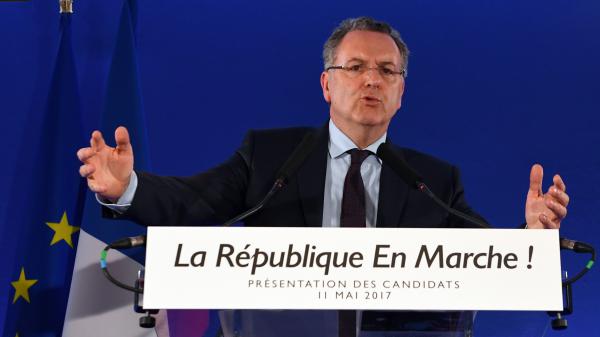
[
  {"xmin": 347, "ymin": 65, "xmax": 362, "ymax": 72},
  {"xmin": 380, "ymin": 67, "xmax": 394, "ymax": 75}
]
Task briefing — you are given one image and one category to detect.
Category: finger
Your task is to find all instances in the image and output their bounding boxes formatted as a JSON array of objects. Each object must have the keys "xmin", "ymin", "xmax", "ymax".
[
  {"xmin": 76, "ymin": 147, "xmax": 95, "ymax": 162},
  {"xmin": 91, "ymin": 130, "xmax": 107, "ymax": 152},
  {"xmin": 549, "ymin": 186, "xmax": 570, "ymax": 206},
  {"xmin": 545, "ymin": 198, "xmax": 567, "ymax": 220},
  {"xmin": 114, "ymin": 126, "xmax": 132, "ymax": 152},
  {"xmin": 528, "ymin": 164, "xmax": 544, "ymax": 196},
  {"xmin": 553, "ymin": 174, "xmax": 566, "ymax": 192},
  {"xmin": 79, "ymin": 164, "xmax": 96, "ymax": 178},
  {"xmin": 539, "ymin": 213, "xmax": 559, "ymax": 229},
  {"xmin": 88, "ymin": 180, "xmax": 107, "ymax": 194}
]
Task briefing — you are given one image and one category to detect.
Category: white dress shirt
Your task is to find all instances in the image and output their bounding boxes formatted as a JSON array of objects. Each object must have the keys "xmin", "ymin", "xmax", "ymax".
[{"xmin": 322, "ymin": 120, "xmax": 385, "ymax": 227}]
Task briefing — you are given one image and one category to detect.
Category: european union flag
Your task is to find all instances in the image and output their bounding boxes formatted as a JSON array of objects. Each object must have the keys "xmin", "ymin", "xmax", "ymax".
[
  {"xmin": 61, "ymin": 0, "xmax": 157, "ymax": 334},
  {"xmin": 61, "ymin": 0, "xmax": 221, "ymax": 335},
  {"xmin": 1, "ymin": 12, "xmax": 85, "ymax": 337}
]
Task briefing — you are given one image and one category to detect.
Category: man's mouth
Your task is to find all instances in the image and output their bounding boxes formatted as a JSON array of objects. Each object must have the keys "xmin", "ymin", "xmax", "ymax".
[{"xmin": 361, "ymin": 95, "xmax": 381, "ymax": 104}]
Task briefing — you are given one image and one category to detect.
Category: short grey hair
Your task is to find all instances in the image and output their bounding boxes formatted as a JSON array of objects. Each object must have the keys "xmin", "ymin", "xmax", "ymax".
[{"xmin": 323, "ymin": 17, "xmax": 409, "ymax": 72}]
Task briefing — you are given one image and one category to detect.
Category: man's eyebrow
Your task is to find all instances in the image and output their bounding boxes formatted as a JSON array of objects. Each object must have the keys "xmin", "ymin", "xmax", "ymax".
[
  {"xmin": 377, "ymin": 61, "xmax": 398, "ymax": 67},
  {"xmin": 344, "ymin": 57, "xmax": 366, "ymax": 64},
  {"xmin": 343, "ymin": 58, "xmax": 398, "ymax": 67}
]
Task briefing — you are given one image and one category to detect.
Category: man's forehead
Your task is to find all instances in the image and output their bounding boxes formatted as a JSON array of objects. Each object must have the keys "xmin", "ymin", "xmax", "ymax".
[{"xmin": 334, "ymin": 30, "xmax": 402, "ymax": 65}]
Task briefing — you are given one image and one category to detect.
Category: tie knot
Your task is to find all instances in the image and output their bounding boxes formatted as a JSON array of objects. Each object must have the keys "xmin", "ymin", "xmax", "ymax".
[{"xmin": 348, "ymin": 149, "xmax": 371, "ymax": 166}]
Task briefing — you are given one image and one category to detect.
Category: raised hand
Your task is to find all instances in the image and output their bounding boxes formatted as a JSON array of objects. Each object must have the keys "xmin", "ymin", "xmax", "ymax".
[
  {"xmin": 525, "ymin": 164, "xmax": 569, "ymax": 229},
  {"xmin": 77, "ymin": 126, "xmax": 134, "ymax": 201}
]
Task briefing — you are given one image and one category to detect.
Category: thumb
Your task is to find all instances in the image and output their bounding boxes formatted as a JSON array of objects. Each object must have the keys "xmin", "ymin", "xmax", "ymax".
[
  {"xmin": 114, "ymin": 126, "xmax": 133, "ymax": 153},
  {"xmin": 528, "ymin": 164, "xmax": 544, "ymax": 196}
]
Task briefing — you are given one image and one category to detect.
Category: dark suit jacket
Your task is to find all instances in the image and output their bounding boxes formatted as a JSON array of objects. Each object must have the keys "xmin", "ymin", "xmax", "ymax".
[
  {"xmin": 116, "ymin": 124, "xmax": 487, "ymax": 228},
  {"xmin": 110, "ymin": 124, "xmax": 489, "ymax": 332}
]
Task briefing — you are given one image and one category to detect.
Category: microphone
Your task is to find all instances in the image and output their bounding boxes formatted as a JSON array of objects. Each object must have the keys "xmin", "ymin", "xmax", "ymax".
[
  {"xmin": 560, "ymin": 237, "xmax": 594, "ymax": 253},
  {"xmin": 274, "ymin": 131, "xmax": 320, "ymax": 185},
  {"xmin": 108, "ymin": 234, "xmax": 147, "ymax": 249},
  {"xmin": 376, "ymin": 142, "xmax": 490, "ymax": 228},
  {"xmin": 376, "ymin": 141, "xmax": 423, "ymax": 188},
  {"xmin": 222, "ymin": 131, "xmax": 319, "ymax": 226}
]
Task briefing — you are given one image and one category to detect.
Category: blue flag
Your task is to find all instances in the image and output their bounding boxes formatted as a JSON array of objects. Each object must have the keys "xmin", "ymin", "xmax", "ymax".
[
  {"xmin": 1, "ymin": 13, "xmax": 86, "ymax": 337},
  {"xmin": 62, "ymin": 1, "xmax": 168, "ymax": 336},
  {"xmin": 62, "ymin": 1, "xmax": 220, "ymax": 336},
  {"xmin": 81, "ymin": 0, "xmax": 150, "ymax": 253}
]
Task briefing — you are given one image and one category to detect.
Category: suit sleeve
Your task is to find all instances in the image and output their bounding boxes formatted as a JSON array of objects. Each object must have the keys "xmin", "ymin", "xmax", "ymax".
[{"xmin": 105, "ymin": 132, "xmax": 254, "ymax": 226}]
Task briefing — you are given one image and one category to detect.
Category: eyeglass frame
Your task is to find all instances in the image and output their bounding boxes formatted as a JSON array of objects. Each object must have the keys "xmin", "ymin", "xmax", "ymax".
[{"xmin": 325, "ymin": 64, "xmax": 407, "ymax": 79}]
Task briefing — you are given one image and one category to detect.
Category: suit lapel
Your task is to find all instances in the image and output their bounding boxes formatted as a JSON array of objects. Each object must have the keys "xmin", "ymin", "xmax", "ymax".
[
  {"xmin": 296, "ymin": 124, "xmax": 329, "ymax": 227},
  {"xmin": 376, "ymin": 142, "xmax": 409, "ymax": 227}
]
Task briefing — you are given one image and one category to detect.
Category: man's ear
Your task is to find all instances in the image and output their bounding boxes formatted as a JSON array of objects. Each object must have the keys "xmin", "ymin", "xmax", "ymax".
[
  {"xmin": 320, "ymin": 71, "xmax": 331, "ymax": 103},
  {"xmin": 396, "ymin": 80, "xmax": 406, "ymax": 110}
]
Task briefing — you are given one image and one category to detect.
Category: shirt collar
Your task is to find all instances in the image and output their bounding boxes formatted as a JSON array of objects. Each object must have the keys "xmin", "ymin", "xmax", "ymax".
[{"xmin": 328, "ymin": 120, "xmax": 386, "ymax": 162}]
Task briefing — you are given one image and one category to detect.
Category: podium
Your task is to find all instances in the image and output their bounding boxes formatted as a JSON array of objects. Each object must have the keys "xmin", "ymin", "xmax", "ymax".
[
  {"xmin": 142, "ymin": 227, "xmax": 561, "ymax": 337},
  {"xmin": 217, "ymin": 310, "xmax": 549, "ymax": 337}
]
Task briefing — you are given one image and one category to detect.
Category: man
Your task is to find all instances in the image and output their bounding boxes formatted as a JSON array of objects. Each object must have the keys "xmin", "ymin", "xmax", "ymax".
[
  {"xmin": 76, "ymin": 16, "xmax": 569, "ymax": 335},
  {"xmin": 77, "ymin": 17, "xmax": 568, "ymax": 229}
]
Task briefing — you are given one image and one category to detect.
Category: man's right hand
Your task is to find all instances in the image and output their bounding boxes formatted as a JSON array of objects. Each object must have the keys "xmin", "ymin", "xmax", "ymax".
[{"xmin": 77, "ymin": 126, "xmax": 134, "ymax": 202}]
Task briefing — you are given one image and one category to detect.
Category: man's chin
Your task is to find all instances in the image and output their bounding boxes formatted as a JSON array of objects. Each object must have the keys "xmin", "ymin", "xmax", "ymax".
[{"xmin": 352, "ymin": 112, "xmax": 390, "ymax": 128}]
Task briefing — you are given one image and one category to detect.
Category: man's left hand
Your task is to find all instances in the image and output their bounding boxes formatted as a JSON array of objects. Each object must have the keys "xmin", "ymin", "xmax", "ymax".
[{"xmin": 525, "ymin": 164, "xmax": 569, "ymax": 229}]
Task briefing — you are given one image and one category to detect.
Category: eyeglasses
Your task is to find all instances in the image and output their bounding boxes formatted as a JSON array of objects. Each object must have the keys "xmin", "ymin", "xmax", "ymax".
[{"xmin": 326, "ymin": 64, "xmax": 407, "ymax": 81}]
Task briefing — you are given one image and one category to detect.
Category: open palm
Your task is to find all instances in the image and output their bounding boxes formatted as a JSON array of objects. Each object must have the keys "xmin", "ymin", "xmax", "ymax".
[
  {"xmin": 77, "ymin": 126, "xmax": 134, "ymax": 201},
  {"xmin": 525, "ymin": 164, "xmax": 569, "ymax": 229}
]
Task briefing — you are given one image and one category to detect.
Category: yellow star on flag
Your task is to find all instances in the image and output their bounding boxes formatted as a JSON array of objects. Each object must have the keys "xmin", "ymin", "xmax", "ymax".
[
  {"xmin": 46, "ymin": 211, "xmax": 80, "ymax": 248},
  {"xmin": 11, "ymin": 267, "xmax": 38, "ymax": 304}
]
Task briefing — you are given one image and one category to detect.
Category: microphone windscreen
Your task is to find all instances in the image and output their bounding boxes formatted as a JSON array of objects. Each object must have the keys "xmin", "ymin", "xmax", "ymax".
[{"xmin": 376, "ymin": 142, "xmax": 423, "ymax": 189}]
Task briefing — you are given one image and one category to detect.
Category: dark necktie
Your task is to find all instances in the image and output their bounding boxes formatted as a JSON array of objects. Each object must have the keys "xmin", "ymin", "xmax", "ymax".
[
  {"xmin": 339, "ymin": 149, "xmax": 370, "ymax": 337},
  {"xmin": 340, "ymin": 149, "xmax": 371, "ymax": 227}
]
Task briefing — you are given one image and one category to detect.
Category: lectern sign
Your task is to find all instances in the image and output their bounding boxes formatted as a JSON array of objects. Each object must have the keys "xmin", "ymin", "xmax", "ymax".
[{"xmin": 143, "ymin": 227, "xmax": 562, "ymax": 310}]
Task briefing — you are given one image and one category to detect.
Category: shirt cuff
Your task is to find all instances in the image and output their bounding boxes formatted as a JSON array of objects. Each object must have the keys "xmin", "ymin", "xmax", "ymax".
[{"xmin": 95, "ymin": 172, "xmax": 138, "ymax": 214}]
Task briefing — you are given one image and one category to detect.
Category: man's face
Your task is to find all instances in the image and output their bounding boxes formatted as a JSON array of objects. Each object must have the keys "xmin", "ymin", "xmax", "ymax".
[{"xmin": 321, "ymin": 30, "xmax": 405, "ymax": 134}]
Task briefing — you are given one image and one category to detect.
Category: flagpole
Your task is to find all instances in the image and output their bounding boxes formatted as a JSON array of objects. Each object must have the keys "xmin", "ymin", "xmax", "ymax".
[{"xmin": 60, "ymin": 0, "xmax": 73, "ymax": 13}]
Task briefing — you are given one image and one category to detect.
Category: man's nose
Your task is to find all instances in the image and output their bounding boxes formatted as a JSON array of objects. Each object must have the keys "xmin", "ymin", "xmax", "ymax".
[{"xmin": 363, "ymin": 67, "xmax": 382, "ymax": 87}]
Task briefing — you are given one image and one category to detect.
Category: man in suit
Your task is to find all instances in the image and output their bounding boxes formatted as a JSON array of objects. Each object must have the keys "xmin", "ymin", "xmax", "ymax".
[
  {"xmin": 76, "ymin": 17, "xmax": 569, "ymax": 335},
  {"xmin": 77, "ymin": 17, "xmax": 568, "ymax": 230}
]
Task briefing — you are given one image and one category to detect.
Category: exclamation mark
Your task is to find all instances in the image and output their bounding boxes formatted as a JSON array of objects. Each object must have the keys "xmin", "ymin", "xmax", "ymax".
[{"xmin": 527, "ymin": 245, "xmax": 533, "ymax": 269}]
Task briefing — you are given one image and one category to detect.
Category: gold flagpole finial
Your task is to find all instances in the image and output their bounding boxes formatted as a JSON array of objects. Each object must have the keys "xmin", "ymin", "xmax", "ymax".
[{"xmin": 59, "ymin": 0, "xmax": 73, "ymax": 14}]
